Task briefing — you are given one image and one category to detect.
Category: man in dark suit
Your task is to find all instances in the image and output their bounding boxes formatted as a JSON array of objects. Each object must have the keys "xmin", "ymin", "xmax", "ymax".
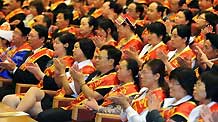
[{"xmin": 0, "ymin": 24, "xmax": 53, "ymax": 100}]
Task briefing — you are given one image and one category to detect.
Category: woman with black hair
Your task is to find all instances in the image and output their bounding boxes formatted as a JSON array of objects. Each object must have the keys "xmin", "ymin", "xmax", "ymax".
[
  {"xmin": 193, "ymin": 11, "xmax": 218, "ymax": 44},
  {"xmin": 165, "ymin": 9, "xmax": 193, "ymax": 34},
  {"xmin": 174, "ymin": 9, "xmax": 193, "ymax": 26},
  {"xmin": 2, "ymin": 36, "xmax": 96, "ymax": 118},
  {"xmin": 189, "ymin": 70, "xmax": 218, "ymax": 122},
  {"xmin": 109, "ymin": 59, "xmax": 168, "ymax": 122},
  {"xmin": 146, "ymin": 67, "xmax": 197, "ymax": 122},
  {"xmin": 195, "ymin": 33, "xmax": 218, "ymax": 74},
  {"xmin": 91, "ymin": 17, "xmax": 118, "ymax": 48},
  {"xmin": 116, "ymin": 20, "xmax": 143, "ymax": 54},
  {"xmin": 124, "ymin": 22, "xmax": 169, "ymax": 66},
  {"xmin": 1, "ymin": 32, "xmax": 76, "ymax": 113},
  {"xmin": 77, "ymin": 16, "xmax": 98, "ymax": 39},
  {"xmin": 84, "ymin": 58, "xmax": 139, "ymax": 114},
  {"xmin": 158, "ymin": 24, "xmax": 196, "ymax": 73}
]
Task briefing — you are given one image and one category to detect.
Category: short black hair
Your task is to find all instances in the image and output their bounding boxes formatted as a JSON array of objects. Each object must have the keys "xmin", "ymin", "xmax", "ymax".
[
  {"xmin": 57, "ymin": 32, "xmax": 76, "ymax": 55},
  {"xmin": 109, "ymin": 1, "xmax": 123, "ymax": 15},
  {"xmin": 169, "ymin": 67, "xmax": 197, "ymax": 95},
  {"xmin": 178, "ymin": 0, "xmax": 186, "ymax": 7},
  {"xmin": 126, "ymin": 58, "xmax": 139, "ymax": 87},
  {"xmin": 29, "ymin": 0, "xmax": 45, "ymax": 15},
  {"xmin": 98, "ymin": 18, "xmax": 118, "ymax": 41},
  {"xmin": 206, "ymin": 33, "xmax": 218, "ymax": 49},
  {"xmin": 9, "ymin": 13, "xmax": 25, "ymax": 23},
  {"xmin": 88, "ymin": 16, "xmax": 98, "ymax": 31},
  {"xmin": 201, "ymin": 71, "xmax": 218, "ymax": 102},
  {"xmin": 32, "ymin": 24, "xmax": 48, "ymax": 42},
  {"xmin": 171, "ymin": 24, "xmax": 191, "ymax": 45},
  {"xmin": 78, "ymin": 38, "xmax": 96, "ymax": 59},
  {"xmin": 151, "ymin": 2, "xmax": 166, "ymax": 17},
  {"xmin": 56, "ymin": 9, "xmax": 73, "ymax": 24},
  {"xmin": 100, "ymin": 45, "xmax": 122, "ymax": 67},
  {"xmin": 42, "ymin": 14, "xmax": 52, "ymax": 28},
  {"xmin": 178, "ymin": 9, "xmax": 193, "ymax": 25},
  {"xmin": 147, "ymin": 22, "xmax": 167, "ymax": 41},
  {"xmin": 135, "ymin": 3, "xmax": 144, "ymax": 19},
  {"xmin": 198, "ymin": 11, "xmax": 218, "ymax": 32}
]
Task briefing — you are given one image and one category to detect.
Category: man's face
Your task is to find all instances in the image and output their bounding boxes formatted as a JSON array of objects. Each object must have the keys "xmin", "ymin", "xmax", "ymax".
[
  {"xmin": 32, "ymin": 15, "xmax": 46, "ymax": 27},
  {"xmin": 147, "ymin": 2, "xmax": 159, "ymax": 21},
  {"xmin": 95, "ymin": 50, "xmax": 110, "ymax": 70},
  {"xmin": 3, "ymin": 0, "xmax": 19, "ymax": 12},
  {"xmin": 12, "ymin": 28, "xmax": 24, "ymax": 46},
  {"xmin": 199, "ymin": 0, "xmax": 212, "ymax": 10},
  {"xmin": 56, "ymin": 13, "xmax": 68, "ymax": 29},
  {"xmin": 28, "ymin": 29, "xmax": 40, "ymax": 48}
]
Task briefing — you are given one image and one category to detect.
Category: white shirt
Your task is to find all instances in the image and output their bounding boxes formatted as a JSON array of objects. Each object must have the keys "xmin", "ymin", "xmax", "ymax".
[
  {"xmin": 138, "ymin": 44, "xmax": 152, "ymax": 59},
  {"xmin": 188, "ymin": 101, "xmax": 216, "ymax": 122},
  {"xmin": 122, "ymin": 95, "xmax": 193, "ymax": 122},
  {"xmin": 68, "ymin": 59, "xmax": 94, "ymax": 97},
  {"xmin": 120, "ymin": 87, "xmax": 148, "ymax": 122}
]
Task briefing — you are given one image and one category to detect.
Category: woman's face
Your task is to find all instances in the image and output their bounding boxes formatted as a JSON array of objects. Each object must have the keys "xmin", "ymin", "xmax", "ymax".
[
  {"xmin": 117, "ymin": 60, "xmax": 130, "ymax": 82},
  {"xmin": 147, "ymin": 31, "xmax": 160, "ymax": 45},
  {"xmin": 53, "ymin": 37, "xmax": 66, "ymax": 57},
  {"xmin": 171, "ymin": 28, "xmax": 185, "ymax": 49},
  {"xmin": 168, "ymin": 79, "xmax": 187, "ymax": 99},
  {"xmin": 195, "ymin": 13, "xmax": 208, "ymax": 29},
  {"xmin": 72, "ymin": 42, "xmax": 84, "ymax": 61},
  {"xmin": 193, "ymin": 80, "xmax": 207, "ymax": 102},
  {"xmin": 95, "ymin": 28, "xmax": 107, "ymax": 39},
  {"xmin": 93, "ymin": 28, "xmax": 107, "ymax": 47},
  {"xmin": 139, "ymin": 64, "xmax": 156, "ymax": 88},
  {"xmin": 202, "ymin": 39, "xmax": 217, "ymax": 59},
  {"xmin": 175, "ymin": 11, "xmax": 187, "ymax": 25},
  {"xmin": 80, "ymin": 17, "xmax": 93, "ymax": 35}
]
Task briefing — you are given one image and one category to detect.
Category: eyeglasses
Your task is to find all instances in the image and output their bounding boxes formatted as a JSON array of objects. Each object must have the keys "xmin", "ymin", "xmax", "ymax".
[
  {"xmin": 94, "ymin": 55, "xmax": 108, "ymax": 60},
  {"xmin": 27, "ymin": 34, "xmax": 38, "ymax": 38},
  {"xmin": 170, "ymin": 80, "xmax": 181, "ymax": 86},
  {"xmin": 173, "ymin": 82, "xmax": 180, "ymax": 85}
]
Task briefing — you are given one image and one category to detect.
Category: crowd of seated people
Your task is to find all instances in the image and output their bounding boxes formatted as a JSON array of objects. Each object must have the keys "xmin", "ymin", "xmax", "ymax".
[{"xmin": 0, "ymin": 0, "xmax": 218, "ymax": 122}]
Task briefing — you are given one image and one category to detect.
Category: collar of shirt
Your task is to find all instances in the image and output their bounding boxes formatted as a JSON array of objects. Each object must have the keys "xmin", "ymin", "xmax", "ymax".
[
  {"xmin": 163, "ymin": 95, "xmax": 192, "ymax": 108},
  {"xmin": 33, "ymin": 46, "xmax": 43, "ymax": 53},
  {"xmin": 74, "ymin": 59, "xmax": 94, "ymax": 69},
  {"xmin": 188, "ymin": 101, "xmax": 216, "ymax": 122}
]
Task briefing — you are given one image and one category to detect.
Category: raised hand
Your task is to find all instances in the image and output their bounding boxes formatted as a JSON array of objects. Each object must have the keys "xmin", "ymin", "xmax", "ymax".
[
  {"xmin": 69, "ymin": 63, "xmax": 84, "ymax": 83},
  {"xmin": 0, "ymin": 57, "xmax": 16, "ymax": 71},
  {"xmin": 26, "ymin": 63, "xmax": 44, "ymax": 81},
  {"xmin": 147, "ymin": 93, "xmax": 161, "ymax": 111},
  {"xmin": 109, "ymin": 94, "xmax": 130, "ymax": 109},
  {"xmin": 84, "ymin": 98, "xmax": 99, "ymax": 111},
  {"xmin": 157, "ymin": 50, "xmax": 168, "ymax": 63},
  {"xmin": 123, "ymin": 46, "xmax": 139, "ymax": 60},
  {"xmin": 201, "ymin": 25, "xmax": 213, "ymax": 35},
  {"xmin": 195, "ymin": 46, "xmax": 209, "ymax": 64},
  {"xmin": 176, "ymin": 56, "xmax": 192, "ymax": 68},
  {"xmin": 200, "ymin": 105, "xmax": 214, "ymax": 122},
  {"xmin": 53, "ymin": 58, "xmax": 66, "ymax": 75}
]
